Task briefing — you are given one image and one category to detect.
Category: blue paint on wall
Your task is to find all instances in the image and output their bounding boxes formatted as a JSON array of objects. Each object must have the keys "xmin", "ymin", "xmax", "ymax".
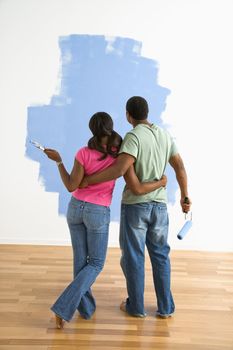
[{"xmin": 25, "ymin": 35, "xmax": 177, "ymax": 220}]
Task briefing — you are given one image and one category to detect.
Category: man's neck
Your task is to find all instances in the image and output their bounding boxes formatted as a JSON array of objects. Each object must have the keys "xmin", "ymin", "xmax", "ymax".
[{"xmin": 132, "ymin": 119, "xmax": 152, "ymax": 128}]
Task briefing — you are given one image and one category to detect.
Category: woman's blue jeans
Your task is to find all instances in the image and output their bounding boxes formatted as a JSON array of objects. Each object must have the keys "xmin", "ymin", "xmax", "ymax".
[
  {"xmin": 120, "ymin": 202, "xmax": 175, "ymax": 317},
  {"xmin": 51, "ymin": 197, "xmax": 110, "ymax": 322}
]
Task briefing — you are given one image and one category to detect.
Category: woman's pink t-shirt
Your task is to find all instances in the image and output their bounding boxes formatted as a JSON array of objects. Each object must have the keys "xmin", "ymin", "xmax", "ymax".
[{"xmin": 72, "ymin": 147, "xmax": 117, "ymax": 207}]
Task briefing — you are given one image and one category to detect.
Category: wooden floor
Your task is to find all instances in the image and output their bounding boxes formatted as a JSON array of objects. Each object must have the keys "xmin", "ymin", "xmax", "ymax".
[{"xmin": 0, "ymin": 245, "xmax": 233, "ymax": 350}]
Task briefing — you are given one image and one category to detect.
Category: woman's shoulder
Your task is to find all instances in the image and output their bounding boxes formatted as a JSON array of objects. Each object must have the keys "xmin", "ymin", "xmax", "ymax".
[
  {"xmin": 75, "ymin": 146, "xmax": 89, "ymax": 162},
  {"xmin": 76, "ymin": 146, "xmax": 100, "ymax": 159},
  {"xmin": 77, "ymin": 146, "xmax": 88, "ymax": 153}
]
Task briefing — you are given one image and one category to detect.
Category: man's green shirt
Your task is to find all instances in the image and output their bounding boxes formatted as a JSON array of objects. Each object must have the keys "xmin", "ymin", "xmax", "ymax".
[{"xmin": 119, "ymin": 123, "xmax": 178, "ymax": 204}]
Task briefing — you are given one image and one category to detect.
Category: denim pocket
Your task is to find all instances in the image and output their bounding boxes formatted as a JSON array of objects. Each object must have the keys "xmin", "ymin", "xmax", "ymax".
[
  {"xmin": 155, "ymin": 203, "xmax": 169, "ymax": 227},
  {"xmin": 66, "ymin": 198, "xmax": 83, "ymax": 224},
  {"xmin": 84, "ymin": 207, "xmax": 110, "ymax": 231}
]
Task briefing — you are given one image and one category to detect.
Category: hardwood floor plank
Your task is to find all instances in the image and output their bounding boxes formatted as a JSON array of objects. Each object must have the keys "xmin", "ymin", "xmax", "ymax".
[{"xmin": 0, "ymin": 245, "xmax": 232, "ymax": 350}]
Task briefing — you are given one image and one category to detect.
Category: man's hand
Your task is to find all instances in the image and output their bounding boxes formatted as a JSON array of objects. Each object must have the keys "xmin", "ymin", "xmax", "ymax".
[
  {"xmin": 180, "ymin": 196, "xmax": 192, "ymax": 213},
  {"xmin": 44, "ymin": 149, "xmax": 62, "ymax": 162},
  {"xmin": 79, "ymin": 177, "xmax": 89, "ymax": 189}
]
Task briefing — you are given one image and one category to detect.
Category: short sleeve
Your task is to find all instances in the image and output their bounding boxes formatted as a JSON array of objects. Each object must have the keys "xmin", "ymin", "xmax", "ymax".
[
  {"xmin": 75, "ymin": 147, "xmax": 85, "ymax": 166},
  {"xmin": 169, "ymin": 137, "xmax": 179, "ymax": 158},
  {"xmin": 119, "ymin": 132, "xmax": 139, "ymax": 159}
]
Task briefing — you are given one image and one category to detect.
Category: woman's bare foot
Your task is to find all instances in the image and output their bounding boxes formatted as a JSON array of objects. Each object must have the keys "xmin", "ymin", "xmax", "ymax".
[
  {"xmin": 55, "ymin": 314, "xmax": 65, "ymax": 329},
  {"xmin": 120, "ymin": 301, "xmax": 127, "ymax": 313}
]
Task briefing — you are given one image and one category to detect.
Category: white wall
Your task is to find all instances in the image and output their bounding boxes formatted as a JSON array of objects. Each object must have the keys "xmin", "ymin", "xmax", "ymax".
[{"xmin": 0, "ymin": 0, "xmax": 233, "ymax": 251}]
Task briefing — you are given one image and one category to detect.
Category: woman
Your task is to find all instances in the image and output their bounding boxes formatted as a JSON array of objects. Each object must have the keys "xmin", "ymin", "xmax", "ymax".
[{"xmin": 44, "ymin": 112, "xmax": 167, "ymax": 328}]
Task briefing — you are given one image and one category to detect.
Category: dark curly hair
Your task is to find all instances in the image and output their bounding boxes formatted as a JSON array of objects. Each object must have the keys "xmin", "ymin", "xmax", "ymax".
[{"xmin": 88, "ymin": 112, "xmax": 122, "ymax": 160}]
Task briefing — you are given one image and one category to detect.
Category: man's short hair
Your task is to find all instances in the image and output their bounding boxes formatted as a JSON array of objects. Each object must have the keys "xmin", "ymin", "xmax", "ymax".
[{"xmin": 126, "ymin": 96, "xmax": 149, "ymax": 120}]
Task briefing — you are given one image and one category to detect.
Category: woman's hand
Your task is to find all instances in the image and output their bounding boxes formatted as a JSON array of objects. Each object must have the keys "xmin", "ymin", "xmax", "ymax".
[
  {"xmin": 44, "ymin": 149, "xmax": 62, "ymax": 162},
  {"xmin": 160, "ymin": 175, "xmax": 167, "ymax": 187}
]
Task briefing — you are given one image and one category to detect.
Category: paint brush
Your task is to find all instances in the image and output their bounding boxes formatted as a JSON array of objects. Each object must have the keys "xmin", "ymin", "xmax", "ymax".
[{"xmin": 30, "ymin": 140, "xmax": 45, "ymax": 151}]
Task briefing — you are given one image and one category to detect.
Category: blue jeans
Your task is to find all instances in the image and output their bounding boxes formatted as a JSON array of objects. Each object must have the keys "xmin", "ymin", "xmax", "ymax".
[
  {"xmin": 120, "ymin": 202, "xmax": 175, "ymax": 316},
  {"xmin": 51, "ymin": 197, "xmax": 110, "ymax": 321}
]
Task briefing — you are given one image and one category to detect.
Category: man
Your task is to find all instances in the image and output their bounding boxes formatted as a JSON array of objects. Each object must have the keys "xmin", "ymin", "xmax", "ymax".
[{"xmin": 82, "ymin": 96, "xmax": 191, "ymax": 318}]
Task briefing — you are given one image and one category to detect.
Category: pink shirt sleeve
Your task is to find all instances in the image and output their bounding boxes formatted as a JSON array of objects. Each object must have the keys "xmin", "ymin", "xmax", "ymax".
[{"xmin": 75, "ymin": 148, "xmax": 85, "ymax": 166}]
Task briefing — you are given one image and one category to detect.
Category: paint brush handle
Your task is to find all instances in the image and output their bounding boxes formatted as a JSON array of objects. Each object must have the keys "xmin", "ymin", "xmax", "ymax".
[{"xmin": 30, "ymin": 140, "xmax": 45, "ymax": 151}]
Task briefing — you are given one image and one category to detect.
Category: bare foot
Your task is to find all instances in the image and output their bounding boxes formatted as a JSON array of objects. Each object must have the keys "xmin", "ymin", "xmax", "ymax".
[
  {"xmin": 55, "ymin": 314, "xmax": 65, "ymax": 329},
  {"xmin": 120, "ymin": 301, "xmax": 126, "ymax": 313},
  {"xmin": 120, "ymin": 301, "xmax": 147, "ymax": 318}
]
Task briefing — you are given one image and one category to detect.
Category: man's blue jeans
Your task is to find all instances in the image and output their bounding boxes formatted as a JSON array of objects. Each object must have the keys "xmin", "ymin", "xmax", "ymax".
[
  {"xmin": 120, "ymin": 202, "xmax": 175, "ymax": 317},
  {"xmin": 51, "ymin": 197, "xmax": 110, "ymax": 321}
]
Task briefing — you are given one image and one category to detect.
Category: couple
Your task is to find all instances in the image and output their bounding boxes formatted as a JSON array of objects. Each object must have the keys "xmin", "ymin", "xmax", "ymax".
[{"xmin": 44, "ymin": 96, "xmax": 191, "ymax": 329}]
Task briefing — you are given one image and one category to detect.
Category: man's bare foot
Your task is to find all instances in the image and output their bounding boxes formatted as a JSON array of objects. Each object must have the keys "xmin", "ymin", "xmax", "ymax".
[
  {"xmin": 55, "ymin": 314, "xmax": 65, "ymax": 329},
  {"xmin": 120, "ymin": 301, "xmax": 147, "ymax": 318}
]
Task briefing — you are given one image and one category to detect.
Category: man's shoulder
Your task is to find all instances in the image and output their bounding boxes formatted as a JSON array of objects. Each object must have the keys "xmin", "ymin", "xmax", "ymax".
[
  {"xmin": 123, "ymin": 130, "xmax": 139, "ymax": 141},
  {"xmin": 128, "ymin": 123, "xmax": 166, "ymax": 138},
  {"xmin": 150, "ymin": 124, "xmax": 171, "ymax": 139},
  {"xmin": 123, "ymin": 124, "xmax": 169, "ymax": 144}
]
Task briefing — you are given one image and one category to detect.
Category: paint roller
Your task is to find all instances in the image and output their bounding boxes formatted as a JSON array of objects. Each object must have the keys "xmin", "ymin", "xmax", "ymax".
[{"xmin": 177, "ymin": 197, "xmax": 192, "ymax": 240}]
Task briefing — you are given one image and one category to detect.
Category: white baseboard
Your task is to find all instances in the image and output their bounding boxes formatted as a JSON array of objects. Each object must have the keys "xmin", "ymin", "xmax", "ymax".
[{"xmin": 0, "ymin": 238, "xmax": 120, "ymax": 247}]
